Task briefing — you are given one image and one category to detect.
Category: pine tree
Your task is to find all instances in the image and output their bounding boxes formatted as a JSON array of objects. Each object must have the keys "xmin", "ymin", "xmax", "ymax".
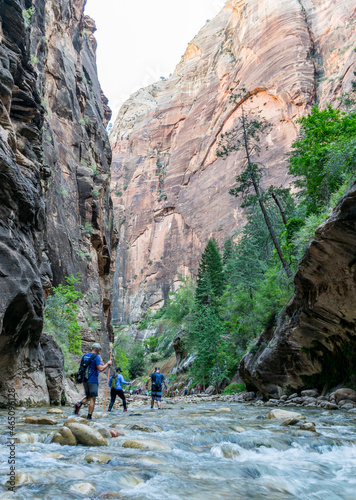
[
  {"xmin": 223, "ymin": 237, "xmax": 233, "ymax": 265},
  {"xmin": 195, "ymin": 238, "xmax": 224, "ymax": 306}
]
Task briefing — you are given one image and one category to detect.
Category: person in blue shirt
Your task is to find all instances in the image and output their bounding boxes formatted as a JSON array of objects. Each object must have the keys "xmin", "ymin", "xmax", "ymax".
[
  {"xmin": 74, "ymin": 343, "xmax": 112, "ymax": 419},
  {"xmin": 108, "ymin": 367, "xmax": 131, "ymax": 412},
  {"xmin": 146, "ymin": 366, "xmax": 167, "ymax": 409}
]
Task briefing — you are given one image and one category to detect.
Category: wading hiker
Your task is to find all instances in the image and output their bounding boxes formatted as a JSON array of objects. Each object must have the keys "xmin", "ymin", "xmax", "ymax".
[
  {"xmin": 74, "ymin": 343, "xmax": 112, "ymax": 419},
  {"xmin": 108, "ymin": 367, "xmax": 130, "ymax": 412},
  {"xmin": 146, "ymin": 366, "xmax": 168, "ymax": 409}
]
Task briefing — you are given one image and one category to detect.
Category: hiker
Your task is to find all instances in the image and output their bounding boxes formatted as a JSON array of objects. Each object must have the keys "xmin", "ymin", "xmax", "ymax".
[
  {"xmin": 146, "ymin": 366, "xmax": 167, "ymax": 409},
  {"xmin": 108, "ymin": 367, "xmax": 130, "ymax": 412},
  {"xmin": 74, "ymin": 343, "xmax": 112, "ymax": 419},
  {"xmin": 191, "ymin": 388, "xmax": 195, "ymax": 396},
  {"xmin": 197, "ymin": 385, "xmax": 201, "ymax": 395},
  {"xmin": 184, "ymin": 387, "xmax": 188, "ymax": 396}
]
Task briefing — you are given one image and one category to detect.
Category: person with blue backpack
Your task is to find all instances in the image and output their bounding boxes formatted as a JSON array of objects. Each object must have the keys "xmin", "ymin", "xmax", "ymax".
[
  {"xmin": 74, "ymin": 343, "xmax": 112, "ymax": 419},
  {"xmin": 146, "ymin": 367, "xmax": 167, "ymax": 409},
  {"xmin": 107, "ymin": 367, "xmax": 131, "ymax": 412}
]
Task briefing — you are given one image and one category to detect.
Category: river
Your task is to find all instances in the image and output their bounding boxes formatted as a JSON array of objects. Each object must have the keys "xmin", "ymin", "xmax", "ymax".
[{"xmin": 1, "ymin": 401, "xmax": 356, "ymax": 499}]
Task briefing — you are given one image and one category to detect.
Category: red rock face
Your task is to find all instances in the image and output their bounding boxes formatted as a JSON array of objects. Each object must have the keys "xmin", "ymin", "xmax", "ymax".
[{"xmin": 110, "ymin": 0, "xmax": 356, "ymax": 325}]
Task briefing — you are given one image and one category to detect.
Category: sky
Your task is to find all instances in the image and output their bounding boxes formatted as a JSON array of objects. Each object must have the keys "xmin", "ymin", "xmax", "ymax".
[{"xmin": 84, "ymin": 0, "xmax": 226, "ymax": 123}]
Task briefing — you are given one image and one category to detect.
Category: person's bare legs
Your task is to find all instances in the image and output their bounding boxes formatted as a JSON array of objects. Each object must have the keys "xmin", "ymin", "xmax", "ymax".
[
  {"xmin": 151, "ymin": 397, "xmax": 154, "ymax": 409},
  {"xmin": 157, "ymin": 400, "xmax": 161, "ymax": 409},
  {"xmin": 88, "ymin": 397, "xmax": 96, "ymax": 414}
]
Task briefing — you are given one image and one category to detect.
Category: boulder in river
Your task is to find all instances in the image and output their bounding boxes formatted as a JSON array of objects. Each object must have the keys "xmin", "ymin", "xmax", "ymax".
[
  {"xmin": 109, "ymin": 428, "xmax": 120, "ymax": 437},
  {"xmin": 25, "ymin": 416, "xmax": 57, "ymax": 425},
  {"xmin": 64, "ymin": 416, "xmax": 90, "ymax": 426},
  {"xmin": 300, "ymin": 422, "xmax": 316, "ymax": 432},
  {"xmin": 51, "ymin": 426, "xmax": 77, "ymax": 446},
  {"xmin": 69, "ymin": 483, "xmax": 96, "ymax": 495},
  {"xmin": 266, "ymin": 409, "xmax": 305, "ymax": 420},
  {"xmin": 6, "ymin": 473, "xmax": 34, "ymax": 487},
  {"xmin": 129, "ymin": 424, "xmax": 154, "ymax": 433},
  {"xmin": 334, "ymin": 388, "xmax": 356, "ymax": 404},
  {"xmin": 89, "ymin": 422, "xmax": 112, "ymax": 439},
  {"xmin": 65, "ymin": 422, "xmax": 108, "ymax": 446},
  {"xmin": 122, "ymin": 439, "xmax": 171, "ymax": 451},
  {"xmin": 85, "ymin": 453, "xmax": 113, "ymax": 463},
  {"xmin": 301, "ymin": 389, "xmax": 319, "ymax": 398},
  {"xmin": 15, "ymin": 433, "xmax": 38, "ymax": 443},
  {"xmin": 280, "ymin": 418, "xmax": 300, "ymax": 426},
  {"xmin": 47, "ymin": 408, "xmax": 63, "ymax": 414}
]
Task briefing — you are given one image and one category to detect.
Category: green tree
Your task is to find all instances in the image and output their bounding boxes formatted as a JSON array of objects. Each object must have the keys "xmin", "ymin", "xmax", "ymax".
[
  {"xmin": 217, "ymin": 89, "xmax": 292, "ymax": 278},
  {"xmin": 288, "ymin": 105, "xmax": 356, "ymax": 215},
  {"xmin": 44, "ymin": 273, "xmax": 83, "ymax": 355},
  {"xmin": 196, "ymin": 239, "xmax": 224, "ymax": 306},
  {"xmin": 128, "ymin": 343, "xmax": 146, "ymax": 379},
  {"xmin": 143, "ymin": 335, "xmax": 159, "ymax": 353}
]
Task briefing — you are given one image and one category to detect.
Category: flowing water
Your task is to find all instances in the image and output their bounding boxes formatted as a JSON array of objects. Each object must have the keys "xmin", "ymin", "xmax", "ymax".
[{"xmin": 1, "ymin": 402, "xmax": 356, "ymax": 499}]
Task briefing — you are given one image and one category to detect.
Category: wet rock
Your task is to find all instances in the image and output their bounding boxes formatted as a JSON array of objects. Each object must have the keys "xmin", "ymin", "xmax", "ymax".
[
  {"xmin": 300, "ymin": 422, "xmax": 316, "ymax": 432},
  {"xmin": 51, "ymin": 427, "xmax": 77, "ymax": 446},
  {"xmin": 65, "ymin": 423, "xmax": 108, "ymax": 447},
  {"xmin": 340, "ymin": 403, "xmax": 355, "ymax": 410},
  {"xmin": 40, "ymin": 332, "xmax": 66, "ymax": 405},
  {"xmin": 109, "ymin": 429, "xmax": 120, "ymax": 437},
  {"xmin": 230, "ymin": 425, "xmax": 246, "ymax": 432},
  {"xmin": 338, "ymin": 399, "xmax": 356, "ymax": 408},
  {"xmin": 135, "ymin": 455, "xmax": 164, "ymax": 465},
  {"xmin": 122, "ymin": 439, "xmax": 171, "ymax": 451},
  {"xmin": 301, "ymin": 389, "xmax": 318, "ymax": 398},
  {"xmin": 15, "ymin": 433, "xmax": 38, "ymax": 444},
  {"xmin": 42, "ymin": 452, "xmax": 66, "ymax": 459},
  {"xmin": 47, "ymin": 408, "xmax": 63, "ymax": 414},
  {"xmin": 99, "ymin": 493, "xmax": 122, "ymax": 499},
  {"xmin": 214, "ymin": 407, "xmax": 233, "ymax": 413},
  {"xmin": 85, "ymin": 453, "xmax": 113, "ymax": 464},
  {"xmin": 6, "ymin": 473, "xmax": 34, "ymax": 487},
  {"xmin": 25, "ymin": 416, "xmax": 57, "ymax": 425},
  {"xmin": 280, "ymin": 418, "xmax": 300, "ymax": 426},
  {"xmin": 334, "ymin": 389, "xmax": 356, "ymax": 404},
  {"xmin": 220, "ymin": 444, "xmax": 240, "ymax": 459},
  {"xmin": 321, "ymin": 402, "xmax": 339, "ymax": 410},
  {"xmin": 266, "ymin": 409, "xmax": 305, "ymax": 420},
  {"xmin": 89, "ymin": 423, "xmax": 112, "ymax": 439},
  {"xmin": 279, "ymin": 395, "xmax": 288, "ymax": 401},
  {"xmin": 69, "ymin": 483, "xmax": 96, "ymax": 495},
  {"xmin": 64, "ymin": 416, "xmax": 90, "ymax": 426},
  {"xmin": 288, "ymin": 393, "xmax": 299, "ymax": 399},
  {"xmin": 129, "ymin": 424, "xmax": 154, "ymax": 433}
]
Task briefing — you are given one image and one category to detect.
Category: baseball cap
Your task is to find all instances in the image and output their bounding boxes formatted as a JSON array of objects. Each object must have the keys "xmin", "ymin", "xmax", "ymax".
[{"xmin": 92, "ymin": 342, "xmax": 102, "ymax": 350}]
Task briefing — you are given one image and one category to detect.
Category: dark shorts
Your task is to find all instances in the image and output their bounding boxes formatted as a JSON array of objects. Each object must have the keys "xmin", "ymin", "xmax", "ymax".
[
  {"xmin": 151, "ymin": 390, "xmax": 162, "ymax": 401},
  {"xmin": 83, "ymin": 382, "xmax": 98, "ymax": 398}
]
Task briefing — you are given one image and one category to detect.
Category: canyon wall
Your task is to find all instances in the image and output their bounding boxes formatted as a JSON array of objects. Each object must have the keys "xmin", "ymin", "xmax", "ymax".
[
  {"xmin": 0, "ymin": 0, "xmax": 113, "ymax": 405},
  {"xmin": 110, "ymin": 0, "xmax": 356, "ymax": 326},
  {"xmin": 240, "ymin": 182, "xmax": 356, "ymax": 397}
]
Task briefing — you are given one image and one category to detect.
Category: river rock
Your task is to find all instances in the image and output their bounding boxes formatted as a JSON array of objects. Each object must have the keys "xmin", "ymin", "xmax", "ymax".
[
  {"xmin": 301, "ymin": 389, "xmax": 319, "ymax": 398},
  {"xmin": 25, "ymin": 416, "xmax": 57, "ymax": 425},
  {"xmin": 214, "ymin": 407, "xmax": 233, "ymax": 412},
  {"xmin": 230, "ymin": 425, "xmax": 246, "ymax": 432},
  {"xmin": 300, "ymin": 422, "xmax": 316, "ymax": 432},
  {"xmin": 69, "ymin": 483, "xmax": 96, "ymax": 495},
  {"xmin": 89, "ymin": 423, "xmax": 112, "ymax": 439},
  {"xmin": 85, "ymin": 453, "xmax": 113, "ymax": 463},
  {"xmin": 122, "ymin": 439, "xmax": 171, "ymax": 451},
  {"xmin": 109, "ymin": 429, "xmax": 120, "ymax": 437},
  {"xmin": 43, "ymin": 452, "xmax": 66, "ymax": 459},
  {"xmin": 340, "ymin": 403, "xmax": 356, "ymax": 410},
  {"xmin": 15, "ymin": 433, "xmax": 38, "ymax": 443},
  {"xmin": 334, "ymin": 388, "xmax": 356, "ymax": 404},
  {"xmin": 280, "ymin": 418, "xmax": 300, "ymax": 426},
  {"xmin": 135, "ymin": 455, "xmax": 164, "ymax": 465},
  {"xmin": 52, "ymin": 427, "xmax": 77, "ymax": 446},
  {"xmin": 338, "ymin": 399, "xmax": 356, "ymax": 407},
  {"xmin": 6, "ymin": 473, "xmax": 34, "ymax": 487},
  {"xmin": 129, "ymin": 424, "xmax": 154, "ymax": 433},
  {"xmin": 266, "ymin": 409, "xmax": 305, "ymax": 420},
  {"xmin": 65, "ymin": 423, "xmax": 108, "ymax": 446},
  {"xmin": 64, "ymin": 416, "xmax": 90, "ymax": 426},
  {"xmin": 47, "ymin": 408, "xmax": 63, "ymax": 414}
]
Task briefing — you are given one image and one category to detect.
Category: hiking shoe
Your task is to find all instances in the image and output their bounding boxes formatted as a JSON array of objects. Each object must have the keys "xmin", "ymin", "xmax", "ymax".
[
  {"xmin": 123, "ymin": 409, "xmax": 127, "ymax": 412},
  {"xmin": 74, "ymin": 402, "xmax": 82, "ymax": 415},
  {"xmin": 86, "ymin": 415, "xmax": 92, "ymax": 420}
]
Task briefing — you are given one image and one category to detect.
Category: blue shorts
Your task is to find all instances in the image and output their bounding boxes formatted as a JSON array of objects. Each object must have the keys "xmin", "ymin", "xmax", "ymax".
[{"xmin": 151, "ymin": 391, "xmax": 162, "ymax": 401}]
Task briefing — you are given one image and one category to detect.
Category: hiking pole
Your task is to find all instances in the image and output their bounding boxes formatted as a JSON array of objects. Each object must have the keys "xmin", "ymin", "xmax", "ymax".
[{"xmin": 102, "ymin": 345, "xmax": 112, "ymax": 417}]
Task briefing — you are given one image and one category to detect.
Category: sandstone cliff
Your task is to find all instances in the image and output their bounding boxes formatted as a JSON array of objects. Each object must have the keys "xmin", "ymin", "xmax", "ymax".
[
  {"xmin": 110, "ymin": 0, "xmax": 356, "ymax": 325},
  {"xmin": 0, "ymin": 0, "xmax": 113, "ymax": 405},
  {"xmin": 240, "ymin": 182, "xmax": 356, "ymax": 397}
]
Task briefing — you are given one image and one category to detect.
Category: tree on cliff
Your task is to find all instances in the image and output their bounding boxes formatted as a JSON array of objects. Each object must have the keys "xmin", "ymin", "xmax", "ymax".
[
  {"xmin": 195, "ymin": 238, "xmax": 224, "ymax": 306},
  {"xmin": 217, "ymin": 89, "xmax": 293, "ymax": 278}
]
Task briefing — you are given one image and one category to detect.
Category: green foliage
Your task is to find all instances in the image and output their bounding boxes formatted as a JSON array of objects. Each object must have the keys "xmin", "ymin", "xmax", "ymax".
[
  {"xmin": 115, "ymin": 191, "xmax": 123, "ymax": 197},
  {"xmin": 128, "ymin": 343, "xmax": 146, "ymax": 379},
  {"xmin": 196, "ymin": 239, "xmax": 224, "ymax": 307},
  {"xmin": 82, "ymin": 222, "xmax": 93, "ymax": 235},
  {"xmin": 55, "ymin": 186, "xmax": 67, "ymax": 198},
  {"xmin": 22, "ymin": 7, "xmax": 35, "ymax": 27},
  {"xmin": 92, "ymin": 189, "xmax": 100, "ymax": 199},
  {"xmin": 162, "ymin": 277, "xmax": 195, "ymax": 325},
  {"xmin": 88, "ymin": 164, "xmax": 98, "ymax": 175},
  {"xmin": 143, "ymin": 335, "xmax": 159, "ymax": 353},
  {"xmin": 44, "ymin": 274, "xmax": 84, "ymax": 372},
  {"xmin": 222, "ymin": 383, "xmax": 246, "ymax": 394},
  {"xmin": 288, "ymin": 106, "xmax": 356, "ymax": 215}
]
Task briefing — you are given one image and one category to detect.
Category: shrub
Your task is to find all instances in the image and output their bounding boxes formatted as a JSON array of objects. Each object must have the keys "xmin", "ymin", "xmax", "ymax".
[{"xmin": 222, "ymin": 383, "xmax": 246, "ymax": 395}]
